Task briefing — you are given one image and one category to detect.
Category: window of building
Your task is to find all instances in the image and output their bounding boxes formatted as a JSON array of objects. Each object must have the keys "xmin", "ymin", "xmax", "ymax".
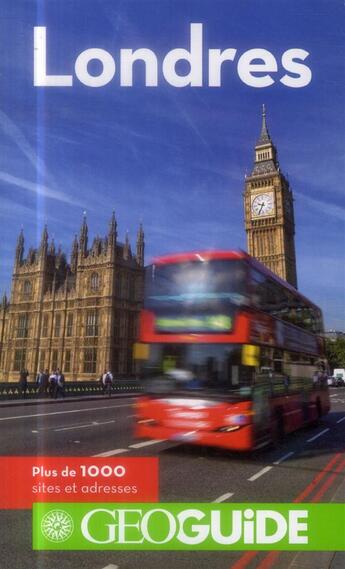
[
  {"xmin": 13, "ymin": 349, "xmax": 26, "ymax": 371},
  {"xmin": 112, "ymin": 349, "xmax": 119, "ymax": 374},
  {"xmin": 39, "ymin": 350, "xmax": 45, "ymax": 370},
  {"xmin": 17, "ymin": 313, "xmax": 29, "ymax": 338},
  {"xmin": 113, "ymin": 321, "xmax": 119, "ymax": 339},
  {"xmin": 135, "ymin": 278, "xmax": 143, "ymax": 301},
  {"xmin": 42, "ymin": 314, "xmax": 49, "ymax": 337},
  {"xmin": 66, "ymin": 313, "xmax": 73, "ymax": 337},
  {"xmin": 121, "ymin": 274, "xmax": 128, "ymax": 299},
  {"xmin": 23, "ymin": 280, "xmax": 32, "ymax": 298},
  {"xmin": 83, "ymin": 348, "xmax": 97, "ymax": 374},
  {"xmin": 120, "ymin": 314, "xmax": 127, "ymax": 338},
  {"xmin": 51, "ymin": 350, "xmax": 58, "ymax": 371},
  {"xmin": 85, "ymin": 310, "xmax": 98, "ymax": 337},
  {"xmin": 128, "ymin": 313, "xmax": 137, "ymax": 339},
  {"xmin": 90, "ymin": 272, "xmax": 100, "ymax": 291},
  {"xmin": 129, "ymin": 274, "xmax": 135, "ymax": 299},
  {"xmin": 54, "ymin": 314, "xmax": 61, "ymax": 337},
  {"xmin": 64, "ymin": 350, "xmax": 71, "ymax": 373},
  {"xmin": 116, "ymin": 273, "xmax": 128, "ymax": 299}
]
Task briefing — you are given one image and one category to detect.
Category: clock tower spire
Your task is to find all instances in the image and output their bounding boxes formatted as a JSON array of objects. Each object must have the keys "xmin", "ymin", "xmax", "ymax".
[{"xmin": 244, "ymin": 106, "xmax": 297, "ymax": 288}]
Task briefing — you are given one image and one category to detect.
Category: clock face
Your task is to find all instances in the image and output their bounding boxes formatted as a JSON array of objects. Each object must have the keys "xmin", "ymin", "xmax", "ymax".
[{"xmin": 251, "ymin": 192, "xmax": 275, "ymax": 217}]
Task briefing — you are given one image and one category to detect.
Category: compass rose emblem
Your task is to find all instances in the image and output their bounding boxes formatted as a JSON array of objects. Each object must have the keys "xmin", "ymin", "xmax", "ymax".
[{"xmin": 40, "ymin": 509, "xmax": 74, "ymax": 543}]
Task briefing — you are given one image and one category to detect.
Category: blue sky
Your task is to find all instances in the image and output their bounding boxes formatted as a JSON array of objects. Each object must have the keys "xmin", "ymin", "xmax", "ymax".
[{"xmin": 0, "ymin": 0, "xmax": 344, "ymax": 329}]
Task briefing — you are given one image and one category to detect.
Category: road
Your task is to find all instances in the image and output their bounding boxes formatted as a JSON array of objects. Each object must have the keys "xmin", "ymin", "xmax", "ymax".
[{"xmin": 0, "ymin": 388, "xmax": 344, "ymax": 569}]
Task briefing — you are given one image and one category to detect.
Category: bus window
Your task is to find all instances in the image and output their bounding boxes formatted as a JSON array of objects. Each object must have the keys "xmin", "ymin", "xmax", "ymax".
[{"xmin": 141, "ymin": 343, "xmax": 256, "ymax": 394}]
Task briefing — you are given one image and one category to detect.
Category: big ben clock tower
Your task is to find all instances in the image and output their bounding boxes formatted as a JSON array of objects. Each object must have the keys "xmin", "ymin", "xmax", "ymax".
[{"xmin": 244, "ymin": 105, "xmax": 298, "ymax": 288}]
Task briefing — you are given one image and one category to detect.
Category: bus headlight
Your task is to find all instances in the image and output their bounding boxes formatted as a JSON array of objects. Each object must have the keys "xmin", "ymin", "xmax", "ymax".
[{"xmin": 217, "ymin": 425, "xmax": 241, "ymax": 432}]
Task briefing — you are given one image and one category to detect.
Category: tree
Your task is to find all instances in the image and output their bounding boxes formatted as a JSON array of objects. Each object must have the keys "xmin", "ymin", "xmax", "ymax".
[{"xmin": 325, "ymin": 338, "xmax": 345, "ymax": 371}]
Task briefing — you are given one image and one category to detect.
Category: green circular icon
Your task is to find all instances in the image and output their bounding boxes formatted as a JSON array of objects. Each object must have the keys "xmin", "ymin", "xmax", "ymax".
[{"xmin": 41, "ymin": 509, "xmax": 74, "ymax": 543}]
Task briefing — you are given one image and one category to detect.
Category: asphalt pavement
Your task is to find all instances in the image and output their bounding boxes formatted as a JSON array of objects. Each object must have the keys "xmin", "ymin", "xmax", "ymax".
[{"xmin": 0, "ymin": 389, "xmax": 344, "ymax": 569}]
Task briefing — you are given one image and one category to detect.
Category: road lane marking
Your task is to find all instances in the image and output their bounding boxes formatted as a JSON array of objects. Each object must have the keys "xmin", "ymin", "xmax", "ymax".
[
  {"xmin": 232, "ymin": 453, "xmax": 343, "ymax": 569},
  {"xmin": 307, "ymin": 428, "xmax": 330, "ymax": 443},
  {"xmin": 54, "ymin": 420, "xmax": 115, "ymax": 432},
  {"xmin": 294, "ymin": 453, "xmax": 342, "ymax": 503},
  {"xmin": 93, "ymin": 449, "xmax": 129, "ymax": 457},
  {"xmin": 253, "ymin": 441, "xmax": 270, "ymax": 450},
  {"xmin": 231, "ymin": 550, "xmax": 258, "ymax": 569},
  {"xmin": 32, "ymin": 419, "xmax": 116, "ymax": 432},
  {"xmin": 101, "ymin": 565, "xmax": 119, "ymax": 569},
  {"xmin": 0, "ymin": 404, "xmax": 131, "ymax": 421},
  {"xmin": 213, "ymin": 492, "xmax": 234, "ymax": 503},
  {"xmin": 256, "ymin": 457, "xmax": 345, "ymax": 569},
  {"xmin": 311, "ymin": 457, "xmax": 345, "ymax": 503},
  {"xmin": 129, "ymin": 439, "xmax": 166, "ymax": 449},
  {"xmin": 248, "ymin": 466, "xmax": 272, "ymax": 482},
  {"xmin": 336, "ymin": 416, "xmax": 345, "ymax": 424},
  {"xmin": 330, "ymin": 394, "xmax": 337, "ymax": 397},
  {"xmin": 273, "ymin": 451, "xmax": 295, "ymax": 465}
]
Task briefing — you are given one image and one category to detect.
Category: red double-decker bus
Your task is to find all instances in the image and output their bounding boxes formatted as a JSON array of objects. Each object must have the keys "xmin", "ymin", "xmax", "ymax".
[{"xmin": 134, "ymin": 250, "xmax": 329, "ymax": 451}]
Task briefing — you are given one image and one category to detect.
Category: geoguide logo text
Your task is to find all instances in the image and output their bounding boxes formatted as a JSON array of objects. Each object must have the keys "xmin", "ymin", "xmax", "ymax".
[{"xmin": 33, "ymin": 503, "xmax": 345, "ymax": 551}]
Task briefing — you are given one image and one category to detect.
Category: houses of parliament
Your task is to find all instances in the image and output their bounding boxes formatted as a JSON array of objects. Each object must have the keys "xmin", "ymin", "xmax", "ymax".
[
  {"xmin": 0, "ymin": 107, "xmax": 297, "ymax": 381},
  {"xmin": 0, "ymin": 213, "xmax": 145, "ymax": 381}
]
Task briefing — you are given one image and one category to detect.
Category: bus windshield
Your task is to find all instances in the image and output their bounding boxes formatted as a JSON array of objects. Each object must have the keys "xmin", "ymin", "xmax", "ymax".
[
  {"xmin": 142, "ymin": 343, "xmax": 255, "ymax": 398},
  {"xmin": 145, "ymin": 259, "xmax": 246, "ymax": 312}
]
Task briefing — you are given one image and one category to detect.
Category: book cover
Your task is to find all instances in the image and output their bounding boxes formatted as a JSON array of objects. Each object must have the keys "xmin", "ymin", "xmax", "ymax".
[{"xmin": 0, "ymin": 1, "xmax": 344, "ymax": 568}]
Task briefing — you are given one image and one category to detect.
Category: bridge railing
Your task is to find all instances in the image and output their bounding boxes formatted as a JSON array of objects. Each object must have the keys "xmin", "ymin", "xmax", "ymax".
[{"xmin": 0, "ymin": 379, "xmax": 143, "ymax": 400}]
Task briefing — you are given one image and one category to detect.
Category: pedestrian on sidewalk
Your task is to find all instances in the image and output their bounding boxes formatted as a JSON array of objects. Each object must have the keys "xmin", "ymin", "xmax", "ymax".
[
  {"xmin": 19, "ymin": 368, "xmax": 29, "ymax": 399},
  {"xmin": 99, "ymin": 369, "xmax": 107, "ymax": 394},
  {"xmin": 102, "ymin": 370, "xmax": 113, "ymax": 397},
  {"xmin": 36, "ymin": 369, "xmax": 44, "ymax": 394},
  {"xmin": 35, "ymin": 370, "xmax": 41, "ymax": 386},
  {"xmin": 48, "ymin": 371, "xmax": 57, "ymax": 398},
  {"xmin": 54, "ymin": 369, "xmax": 66, "ymax": 399},
  {"xmin": 42, "ymin": 369, "xmax": 49, "ymax": 394},
  {"xmin": 37, "ymin": 369, "xmax": 49, "ymax": 395}
]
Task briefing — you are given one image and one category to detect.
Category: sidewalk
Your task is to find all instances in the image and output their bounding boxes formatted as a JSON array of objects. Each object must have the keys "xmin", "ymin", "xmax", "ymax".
[{"xmin": 0, "ymin": 391, "xmax": 139, "ymax": 409}]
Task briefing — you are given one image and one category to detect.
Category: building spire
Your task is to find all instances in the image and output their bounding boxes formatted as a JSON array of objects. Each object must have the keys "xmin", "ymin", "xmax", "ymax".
[
  {"xmin": 123, "ymin": 231, "xmax": 131, "ymax": 260},
  {"xmin": 257, "ymin": 104, "xmax": 271, "ymax": 146},
  {"xmin": 39, "ymin": 225, "xmax": 48, "ymax": 257},
  {"xmin": 15, "ymin": 228, "xmax": 24, "ymax": 265},
  {"xmin": 108, "ymin": 210, "xmax": 117, "ymax": 249},
  {"xmin": 250, "ymin": 105, "xmax": 278, "ymax": 176},
  {"xmin": 79, "ymin": 212, "xmax": 88, "ymax": 256},
  {"xmin": 136, "ymin": 223, "xmax": 145, "ymax": 267},
  {"xmin": 70, "ymin": 234, "xmax": 78, "ymax": 273},
  {"xmin": 49, "ymin": 238, "xmax": 56, "ymax": 256}
]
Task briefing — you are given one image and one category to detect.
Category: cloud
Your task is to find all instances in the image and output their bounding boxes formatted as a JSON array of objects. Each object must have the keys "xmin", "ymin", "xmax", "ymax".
[
  {"xmin": 295, "ymin": 191, "xmax": 345, "ymax": 222},
  {"xmin": 0, "ymin": 108, "xmax": 82, "ymax": 207},
  {"xmin": 0, "ymin": 172, "xmax": 82, "ymax": 207},
  {"xmin": 0, "ymin": 109, "xmax": 52, "ymax": 184}
]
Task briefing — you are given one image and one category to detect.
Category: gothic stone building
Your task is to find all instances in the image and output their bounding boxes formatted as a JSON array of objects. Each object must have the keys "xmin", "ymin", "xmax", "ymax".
[
  {"xmin": 0, "ymin": 214, "xmax": 144, "ymax": 382},
  {"xmin": 244, "ymin": 106, "xmax": 298, "ymax": 288}
]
